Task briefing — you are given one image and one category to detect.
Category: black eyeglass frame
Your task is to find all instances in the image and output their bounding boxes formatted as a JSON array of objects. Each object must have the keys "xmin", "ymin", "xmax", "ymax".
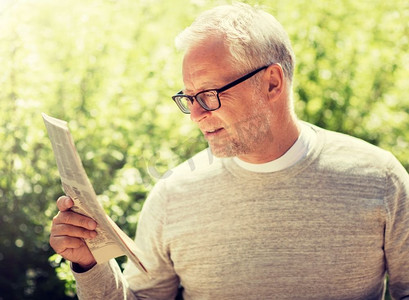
[{"xmin": 172, "ymin": 64, "xmax": 270, "ymax": 114}]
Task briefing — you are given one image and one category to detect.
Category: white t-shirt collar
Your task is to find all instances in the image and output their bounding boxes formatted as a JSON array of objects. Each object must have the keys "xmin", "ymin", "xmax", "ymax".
[{"xmin": 233, "ymin": 123, "xmax": 316, "ymax": 173}]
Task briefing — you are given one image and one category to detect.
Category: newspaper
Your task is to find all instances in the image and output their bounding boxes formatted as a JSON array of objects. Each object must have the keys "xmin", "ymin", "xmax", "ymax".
[{"xmin": 42, "ymin": 113, "xmax": 149, "ymax": 278}]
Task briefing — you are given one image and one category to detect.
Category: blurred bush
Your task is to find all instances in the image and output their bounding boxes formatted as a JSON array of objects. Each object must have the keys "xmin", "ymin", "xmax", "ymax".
[{"xmin": 0, "ymin": 0, "xmax": 407, "ymax": 298}]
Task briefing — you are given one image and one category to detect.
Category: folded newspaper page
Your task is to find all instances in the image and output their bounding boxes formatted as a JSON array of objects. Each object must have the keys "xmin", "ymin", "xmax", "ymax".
[{"xmin": 42, "ymin": 113, "xmax": 149, "ymax": 277}]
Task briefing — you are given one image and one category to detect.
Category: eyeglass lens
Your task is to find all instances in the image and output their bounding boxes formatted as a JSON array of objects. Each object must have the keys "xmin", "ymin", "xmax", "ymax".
[{"xmin": 175, "ymin": 90, "xmax": 220, "ymax": 113}]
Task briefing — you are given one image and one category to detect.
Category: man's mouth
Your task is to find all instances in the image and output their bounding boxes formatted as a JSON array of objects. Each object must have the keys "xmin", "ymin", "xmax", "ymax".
[{"xmin": 204, "ymin": 128, "xmax": 224, "ymax": 138}]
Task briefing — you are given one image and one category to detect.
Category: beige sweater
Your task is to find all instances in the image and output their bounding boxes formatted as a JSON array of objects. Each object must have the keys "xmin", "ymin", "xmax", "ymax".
[{"xmin": 73, "ymin": 124, "xmax": 409, "ymax": 300}]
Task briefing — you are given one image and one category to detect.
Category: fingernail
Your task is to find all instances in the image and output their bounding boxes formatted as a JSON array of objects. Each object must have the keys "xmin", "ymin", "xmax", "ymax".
[
  {"xmin": 88, "ymin": 220, "xmax": 97, "ymax": 229},
  {"xmin": 90, "ymin": 231, "xmax": 97, "ymax": 238},
  {"xmin": 65, "ymin": 197, "xmax": 72, "ymax": 206}
]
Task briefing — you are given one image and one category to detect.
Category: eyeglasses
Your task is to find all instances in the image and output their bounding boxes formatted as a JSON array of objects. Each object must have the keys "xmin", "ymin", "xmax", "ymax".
[{"xmin": 172, "ymin": 65, "xmax": 269, "ymax": 114}]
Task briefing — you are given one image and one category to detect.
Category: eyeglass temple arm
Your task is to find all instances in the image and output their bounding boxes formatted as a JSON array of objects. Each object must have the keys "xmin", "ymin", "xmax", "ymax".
[{"xmin": 217, "ymin": 65, "xmax": 269, "ymax": 93}]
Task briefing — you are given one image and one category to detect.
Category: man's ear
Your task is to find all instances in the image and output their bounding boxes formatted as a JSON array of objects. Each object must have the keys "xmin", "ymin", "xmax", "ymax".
[{"xmin": 265, "ymin": 63, "xmax": 284, "ymax": 102}]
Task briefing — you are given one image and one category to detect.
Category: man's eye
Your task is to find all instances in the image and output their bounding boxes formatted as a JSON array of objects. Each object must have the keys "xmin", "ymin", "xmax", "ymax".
[{"xmin": 202, "ymin": 91, "xmax": 217, "ymax": 98}]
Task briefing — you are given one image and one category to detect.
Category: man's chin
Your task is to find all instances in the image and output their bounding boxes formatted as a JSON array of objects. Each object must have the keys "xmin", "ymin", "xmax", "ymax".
[
  {"xmin": 208, "ymin": 142, "xmax": 244, "ymax": 158},
  {"xmin": 209, "ymin": 149, "xmax": 232, "ymax": 158}
]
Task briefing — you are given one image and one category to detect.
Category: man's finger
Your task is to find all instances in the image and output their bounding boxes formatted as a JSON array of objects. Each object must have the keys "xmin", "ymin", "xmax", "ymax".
[
  {"xmin": 53, "ymin": 211, "xmax": 97, "ymax": 230},
  {"xmin": 56, "ymin": 196, "xmax": 74, "ymax": 212},
  {"xmin": 51, "ymin": 223, "xmax": 97, "ymax": 240},
  {"xmin": 49, "ymin": 235, "xmax": 86, "ymax": 254}
]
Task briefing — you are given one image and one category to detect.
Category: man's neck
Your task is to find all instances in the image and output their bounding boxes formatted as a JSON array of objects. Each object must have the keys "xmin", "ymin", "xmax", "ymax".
[{"xmin": 237, "ymin": 117, "xmax": 300, "ymax": 164}]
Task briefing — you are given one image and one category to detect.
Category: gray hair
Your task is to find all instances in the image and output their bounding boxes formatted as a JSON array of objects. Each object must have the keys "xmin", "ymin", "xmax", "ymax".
[{"xmin": 175, "ymin": 2, "xmax": 295, "ymax": 82}]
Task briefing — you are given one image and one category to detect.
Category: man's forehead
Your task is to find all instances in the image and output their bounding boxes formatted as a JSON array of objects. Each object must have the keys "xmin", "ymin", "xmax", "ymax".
[
  {"xmin": 180, "ymin": 37, "xmax": 240, "ymax": 94},
  {"xmin": 182, "ymin": 76, "xmax": 222, "ymax": 95},
  {"xmin": 182, "ymin": 36, "xmax": 229, "ymax": 67}
]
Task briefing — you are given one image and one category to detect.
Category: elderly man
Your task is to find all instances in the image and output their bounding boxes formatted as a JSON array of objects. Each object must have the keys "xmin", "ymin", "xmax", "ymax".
[{"xmin": 50, "ymin": 3, "xmax": 409, "ymax": 299}]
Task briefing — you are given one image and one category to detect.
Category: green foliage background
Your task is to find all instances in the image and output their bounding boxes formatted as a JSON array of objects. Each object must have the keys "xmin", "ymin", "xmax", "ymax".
[{"xmin": 0, "ymin": 0, "xmax": 408, "ymax": 298}]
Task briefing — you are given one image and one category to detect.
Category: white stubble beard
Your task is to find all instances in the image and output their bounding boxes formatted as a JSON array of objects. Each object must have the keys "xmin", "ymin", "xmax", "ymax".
[{"xmin": 207, "ymin": 87, "xmax": 273, "ymax": 158}]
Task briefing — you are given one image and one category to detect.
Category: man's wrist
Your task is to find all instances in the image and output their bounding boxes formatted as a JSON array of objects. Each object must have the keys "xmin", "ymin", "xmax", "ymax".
[{"xmin": 71, "ymin": 261, "xmax": 97, "ymax": 273}]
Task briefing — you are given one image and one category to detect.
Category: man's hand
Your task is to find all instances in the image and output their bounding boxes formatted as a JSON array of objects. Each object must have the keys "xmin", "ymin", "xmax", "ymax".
[{"xmin": 50, "ymin": 196, "xmax": 98, "ymax": 270}]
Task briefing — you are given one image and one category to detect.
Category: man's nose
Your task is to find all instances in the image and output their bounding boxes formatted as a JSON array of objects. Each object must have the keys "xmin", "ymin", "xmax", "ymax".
[{"xmin": 190, "ymin": 100, "xmax": 210, "ymax": 123}]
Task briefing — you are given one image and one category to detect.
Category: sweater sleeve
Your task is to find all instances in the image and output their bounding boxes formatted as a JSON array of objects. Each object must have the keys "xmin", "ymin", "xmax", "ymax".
[
  {"xmin": 123, "ymin": 180, "xmax": 180, "ymax": 299},
  {"xmin": 384, "ymin": 153, "xmax": 409, "ymax": 299},
  {"xmin": 72, "ymin": 180, "xmax": 179, "ymax": 299},
  {"xmin": 73, "ymin": 260, "xmax": 137, "ymax": 299}
]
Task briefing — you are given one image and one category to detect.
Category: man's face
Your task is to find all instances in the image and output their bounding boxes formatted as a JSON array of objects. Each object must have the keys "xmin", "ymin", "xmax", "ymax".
[{"xmin": 181, "ymin": 38, "xmax": 273, "ymax": 160}]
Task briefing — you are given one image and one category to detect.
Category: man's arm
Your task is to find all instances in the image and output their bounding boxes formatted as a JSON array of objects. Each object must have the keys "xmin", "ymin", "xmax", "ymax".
[
  {"xmin": 384, "ymin": 154, "xmax": 409, "ymax": 299},
  {"xmin": 73, "ymin": 182, "xmax": 181, "ymax": 299},
  {"xmin": 50, "ymin": 184, "xmax": 180, "ymax": 299},
  {"xmin": 50, "ymin": 196, "xmax": 139, "ymax": 299}
]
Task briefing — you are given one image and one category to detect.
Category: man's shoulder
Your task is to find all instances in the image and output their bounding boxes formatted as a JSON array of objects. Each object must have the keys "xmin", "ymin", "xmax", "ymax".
[
  {"xmin": 314, "ymin": 125, "xmax": 388, "ymax": 156},
  {"xmin": 311, "ymin": 124, "xmax": 396, "ymax": 172}
]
